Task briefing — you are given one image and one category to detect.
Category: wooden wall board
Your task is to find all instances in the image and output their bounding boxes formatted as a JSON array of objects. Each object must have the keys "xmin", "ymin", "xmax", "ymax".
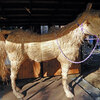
[
  {"xmin": 43, "ymin": 59, "xmax": 80, "ymax": 77},
  {"xmin": 18, "ymin": 59, "xmax": 80, "ymax": 79},
  {"xmin": 18, "ymin": 60, "xmax": 40, "ymax": 79}
]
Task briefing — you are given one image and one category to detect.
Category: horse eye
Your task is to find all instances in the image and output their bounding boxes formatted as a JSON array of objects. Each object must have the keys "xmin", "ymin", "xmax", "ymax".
[{"xmin": 86, "ymin": 21, "xmax": 90, "ymax": 26}]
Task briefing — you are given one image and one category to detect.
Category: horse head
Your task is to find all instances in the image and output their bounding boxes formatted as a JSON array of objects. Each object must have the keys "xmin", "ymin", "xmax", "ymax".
[{"xmin": 77, "ymin": 3, "xmax": 100, "ymax": 37}]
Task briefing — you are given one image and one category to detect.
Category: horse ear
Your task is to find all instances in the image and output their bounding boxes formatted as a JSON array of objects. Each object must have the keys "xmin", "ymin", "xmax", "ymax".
[{"xmin": 86, "ymin": 3, "xmax": 92, "ymax": 11}]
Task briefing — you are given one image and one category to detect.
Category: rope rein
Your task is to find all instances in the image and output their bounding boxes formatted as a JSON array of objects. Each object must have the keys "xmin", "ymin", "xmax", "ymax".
[{"xmin": 56, "ymin": 19, "xmax": 99, "ymax": 64}]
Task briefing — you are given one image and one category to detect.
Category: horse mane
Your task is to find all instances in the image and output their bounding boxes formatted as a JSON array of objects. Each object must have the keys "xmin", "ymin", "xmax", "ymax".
[{"xmin": 6, "ymin": 19, "xmax": 79, "ymax": 43}]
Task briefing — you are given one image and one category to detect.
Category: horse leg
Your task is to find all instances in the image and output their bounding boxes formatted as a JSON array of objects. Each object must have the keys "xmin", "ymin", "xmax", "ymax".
[
  {"xmin": 10, "ymin": 61, "xmax": 24, "ymax": 99},
  {"xmin": 61, "ymin": 63, "xmax": 74, "ymax": 98}
]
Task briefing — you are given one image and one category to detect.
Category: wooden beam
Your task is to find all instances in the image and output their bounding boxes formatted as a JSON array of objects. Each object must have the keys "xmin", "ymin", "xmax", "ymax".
[
  {"xmin": 1, "ymin": 0, "xmax": 30, "ymax": 3},
  {"xmin": 5, "ymin": 14, "xmax": 72, "ymax": 17},
  {"xmin": 1, "ymin": 3, "xmax": 85, "ymax": 9},
  {"xmin": 1, "ymin": 22, "xmax": 67, "ymax": 26},
  {"xmin": 5, "ymin": 20, "xmax": 70, "ymax": 24},
  {"xmin": 6, "ymin": 16, "xmax": 72, "ymax": 20},
  {"xmin": 3, "ymin": 8, "xmax": 81, "ymax": 11},
  {"xmin": 2, "ymin": 9, "xmax": 79, "ymax": 15},
  {"xmin": 1, "ymin": 0, "xmax": 59, "ymax": 4}
]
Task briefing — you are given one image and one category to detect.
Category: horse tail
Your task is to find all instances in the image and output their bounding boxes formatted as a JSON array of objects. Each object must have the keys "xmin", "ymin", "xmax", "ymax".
[
  {"xmin": 0, "ymin": 30, "xmax": 12, "ymax": 35},
  {"xmin": 0, "ymin": 30, "xmax": 11, "ymax": 81}
]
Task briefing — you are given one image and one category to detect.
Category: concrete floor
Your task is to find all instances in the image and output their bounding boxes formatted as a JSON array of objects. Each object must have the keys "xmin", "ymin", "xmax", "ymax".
[{"xmin": 0, "ymin": 74, "xmax": 100, "ymax": 100}]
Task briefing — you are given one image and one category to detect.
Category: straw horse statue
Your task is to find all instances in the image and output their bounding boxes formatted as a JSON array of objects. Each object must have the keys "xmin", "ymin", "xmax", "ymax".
[{"xmin": 0, "ymin": 3, "xmax": 100, "ymax": 99}]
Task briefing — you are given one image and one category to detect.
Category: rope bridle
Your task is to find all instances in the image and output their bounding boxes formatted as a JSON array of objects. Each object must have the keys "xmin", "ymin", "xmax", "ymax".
[{"xmin": 56, "ymin": 15, "xmax": 99, "ymax": 64}]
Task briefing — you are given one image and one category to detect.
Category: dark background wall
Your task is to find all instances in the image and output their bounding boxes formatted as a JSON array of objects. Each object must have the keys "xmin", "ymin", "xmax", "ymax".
[{"xmin": 0, "ymin": 0, "xmax": 99, "ymax": 31}]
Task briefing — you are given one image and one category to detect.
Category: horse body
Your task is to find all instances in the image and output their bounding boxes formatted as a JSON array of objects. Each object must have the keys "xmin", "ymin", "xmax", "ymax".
[
  {"xmin": 6, "ymin": 25, "xmax": 84, "ymax": 63},
  {"xmin": 5, "ymin": 25, "xmax": 85, "ymax": 98},
  {"xmin": 5, "ymin": 30, "xmax": 57, "ymax": 62}
]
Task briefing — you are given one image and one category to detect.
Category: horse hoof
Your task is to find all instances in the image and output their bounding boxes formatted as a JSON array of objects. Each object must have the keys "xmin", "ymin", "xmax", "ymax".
[
  {"xmin": 17, "ymin": 93, "xmax": 24, "ymax": 99},
  {"xmin": 14, "ymin": 92, "xmax": 24, "ymax": 99},
  {"xmin": 16, "ymin": 87, "xmax": 21, "ymax": 92},
  {"xmin": 65, "ymin": 91, "xmax": 74, "ymax": 98},
  {"xmin": 67, "ymin": 94, "xmax": 74, "ymax": 98}
]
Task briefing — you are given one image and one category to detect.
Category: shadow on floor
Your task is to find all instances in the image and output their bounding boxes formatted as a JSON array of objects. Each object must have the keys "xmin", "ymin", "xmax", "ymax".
[{"xmin": 69, "ymin": 64, "xmax": 100, "ymax": 95}]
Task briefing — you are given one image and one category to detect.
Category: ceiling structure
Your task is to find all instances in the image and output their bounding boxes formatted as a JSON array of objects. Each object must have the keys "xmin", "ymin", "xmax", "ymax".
[{"xmin": 0, "ymin": 0, "xmax": 100, "ymax": 28}]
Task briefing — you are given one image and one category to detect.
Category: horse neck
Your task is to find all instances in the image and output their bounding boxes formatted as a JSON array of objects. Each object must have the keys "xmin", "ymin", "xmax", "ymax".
[{"xmin": 61, "ymin": 26, "xmax": 85, "ymax": 46}]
